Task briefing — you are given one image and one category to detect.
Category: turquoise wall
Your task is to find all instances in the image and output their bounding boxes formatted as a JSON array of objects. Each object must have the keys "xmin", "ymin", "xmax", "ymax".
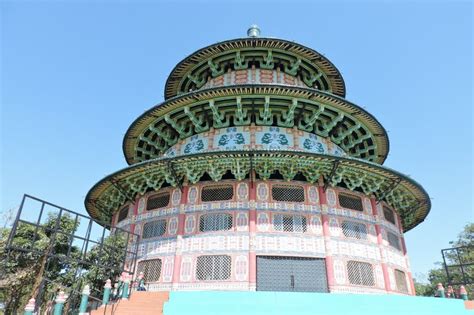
[{"xmin": 164, "ymin": 291, "xmax": 471, "ymax": 315}]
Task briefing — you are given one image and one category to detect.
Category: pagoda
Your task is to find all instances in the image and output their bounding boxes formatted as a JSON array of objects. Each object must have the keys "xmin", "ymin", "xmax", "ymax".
[{"xmin": 85, "ymin": 26, "xmax": 430, "ymax": 295}]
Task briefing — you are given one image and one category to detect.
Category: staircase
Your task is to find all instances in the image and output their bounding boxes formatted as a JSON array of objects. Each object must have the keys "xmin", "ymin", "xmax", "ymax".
[
  {"xmin": 163, "ymin": 291, "xmax": 473, "ymax": 315},
  {"xmin": 90, "ymin": 291, "xmax": 169, "ymax": 315}
]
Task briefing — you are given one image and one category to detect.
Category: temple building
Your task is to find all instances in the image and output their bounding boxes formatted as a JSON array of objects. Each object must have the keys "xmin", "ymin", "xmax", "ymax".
[{"xmin": 85, "ymin": 25, "xmax": 431, "ymax": 295}]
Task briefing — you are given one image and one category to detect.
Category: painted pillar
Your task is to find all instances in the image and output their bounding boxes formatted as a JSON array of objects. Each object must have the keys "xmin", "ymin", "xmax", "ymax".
[
  {"xmin": 397, "ymin": 214, "xmax": 408, "ymax": 255},
  {"xmin": 396, "ymin": 212, "xmax": 416, "ymax": 295},
  {"xmin": 121, "ymin": 272, "xmax": 130, "ymax": 299},
  {"xmin": 371, "ymin": 197, "xmax": 391, "ymax": 292},
  {"xmin": 23, "ymin": 298, "xmax": 35, "ymax": 315},
  {"xmin": 318, "ymin": 184, "xmax": 335, "ymax": 291},
  {"xmin": 102, "ymin": 279, "xmax": 112, "ymax": 305},
  {"xmin": 172, "ymin": 185, "xmax": 189, "ymax": 288},
  {"xmin": 248, "ymin": 173, "xmax": 257, "ymax": 290},
  {"xmin": 79, "ymin": 284, "xmax": 90, "ymax": 315},
  {"xmin": 130, "ymin": 197, "xmax": 140, "ymax": 235},
  {"xmin": 53, "ymin": 291, "xmax": 66, "ymax": 315}
]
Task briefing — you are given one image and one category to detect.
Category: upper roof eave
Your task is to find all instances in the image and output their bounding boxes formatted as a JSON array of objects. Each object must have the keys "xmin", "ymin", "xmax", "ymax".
[{"xmin": 164, "ymin": 37, "xmax": 347, "ymax": 99}]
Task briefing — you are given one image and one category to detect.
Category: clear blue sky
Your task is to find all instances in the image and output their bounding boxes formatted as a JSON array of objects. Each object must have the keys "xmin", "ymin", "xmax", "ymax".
[{"xmin": 1, "ymin": 1, "xmax": 472, "ymax": 281}]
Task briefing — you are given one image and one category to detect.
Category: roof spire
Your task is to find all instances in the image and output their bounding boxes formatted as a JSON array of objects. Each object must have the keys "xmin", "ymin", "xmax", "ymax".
[{"xmin": 247, "ymin": 24, "xmax": 261, "ymax": 38}]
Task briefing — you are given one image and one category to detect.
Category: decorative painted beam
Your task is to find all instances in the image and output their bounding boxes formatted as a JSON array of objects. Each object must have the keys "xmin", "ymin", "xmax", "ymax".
[
  {"xmin": 303, "ymin": 71, "xmax": 323, "ymax": 87},
  {"xmin": 353, "ymin": 144, "xmax": 377, "ymax": 157},
  {"xmin": 278, "ymin": 98, "xmax": 298, "ymax": 127},
  {"xmin": 184, "ymin": 106, "xmax": 209, "ymax": 133},
  {"xmin": 256, "ymin": 96, "xmax": 273, "ymax": 125},
  {"xmin": 149, "ymin": 125, "xmax": 177, "ymax": 146},
  {"xmin": 207, "ymin": 59, "xmax": 224, "ymax": 77},
  {"xmin": 331, "ymin": 123, "xmax": 361, "ymax": 144},
  {"xmin": 261, "ymin": 50, "xmax": 274, "ymax": 69},
  {"xmin": 208, "ymin": 100, "xmax": 229, "ymax": 128},
  {"xmin": 110, "ymin": 180, "xmax": 135, "ymax": 203},
  {"xmin": 187, "ymin": 73, "xmax": 206, "ymax": 89},
  {"xmin": 376, "ymin": 177, "xmax": 402, "ymax": 204},
  {"xmin": 298, "ymin": 104, "xmax": 325, "ymax": 132},
  {"xmin": 320, "ymin": 113, "xmax": 345, "ymax": 137},
  {"xmin": 343, "ymin": 133, "xmax": 372, "ymax": 151},
  {"xmin": 234, "ymin": 51, "xmax": 248, "ymax": 70},
  {"xmin": 164, "ymin": 115, "xmax": 192, "ymax": 139},
  {"xmin": 284, "ymin": 58, "xmax": 302, "ymax": 76},
  {"xmin": 234, "ymin": 96, "xmax": 251, "ymax": 125},
  {"xmin": 138, "ymin": 135, "xmax": 165, "ymax": 152}
]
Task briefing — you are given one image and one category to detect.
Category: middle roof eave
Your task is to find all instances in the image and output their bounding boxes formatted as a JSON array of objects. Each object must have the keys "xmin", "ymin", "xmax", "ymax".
[{"xmin": 122, "ymin": 85, "xmax": 390, "ymax": 165}]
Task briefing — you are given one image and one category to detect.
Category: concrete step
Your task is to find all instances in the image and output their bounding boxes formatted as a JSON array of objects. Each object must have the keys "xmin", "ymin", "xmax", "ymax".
[{"xmin": 90, "ymin": 291, "xmax": 169, "ymax": 315}]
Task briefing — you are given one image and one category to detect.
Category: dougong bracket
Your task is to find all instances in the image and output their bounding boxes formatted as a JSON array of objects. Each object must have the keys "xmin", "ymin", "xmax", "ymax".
[
  {"xmin": 376, "ymin": 177, "xmax": 402, "ymax": 204},
  {"xmin": 110, "ymin": 180, "xmax": 135, "ymax": 204},
  {"xmin": 324, "ymin": 160, "xmax": 340, "ymax": 191},
  {"xmin": 167, "ymin": 161, "xmax": 183, "ymax": 192}
]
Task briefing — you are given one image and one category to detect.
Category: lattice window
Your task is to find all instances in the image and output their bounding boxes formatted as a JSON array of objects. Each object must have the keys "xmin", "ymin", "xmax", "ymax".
[
  {"xmin": 117, "ymin": 206, "xmax": 129, "ymax": 223},
  {"xmin": 137, "ymin": 259, "xmax": 162, "ymax": 282},
  {"xmin": 383, "ymin": 206, "xmax": 396, "ymax": 225},
  {"xmin": 142, "ymin": 219, "xmax": 167, "ymax": 239},
  {"xmin": 201, "ymin": 185, "xmax": 234, "ymax": 202},
  {"xmin": 387, "ymin": 231, "xmax": 401, "ymax": 251},
  {"xmin": 338, "ymin": 193, "xmax": 363, "ymax": 211},
  {"xmin": 273, "ymin": 214, "xmax": 307, "ymax": 233},
  {"xmin": 395, "ymin": 269, "xmax": 409, "ymax": 293},
  {"xmin": 199, "ymin": 213, "xmax": 233, "ymax": 232},
  {"xmin": 146, "ymin": 192, "xmax": 170, "ymax": 210},
  {"xmin": 341, "ymin": 221, "xmax": 367, "ymax": 240},
  {"xmin": 196, "ymin": 255, "xmax": 231, "ymax": 281},
  {"xmin": 271, "ymin": 185, "xmax": 305, "ymax": 202},
  {"xmin": 347, "ymin": 261, "xmax": 375, "ymax": 286}
]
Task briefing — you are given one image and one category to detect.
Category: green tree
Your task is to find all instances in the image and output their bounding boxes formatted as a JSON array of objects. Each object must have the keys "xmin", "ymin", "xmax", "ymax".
[
  {"xmin": 414, "ymin": 223, "xmax": 473, "ymax": 299},
  {"xmin": 84, "ymin": 233, "xmax": 127, "ymax": 297},
  {"xmin": 0, "ymin": 212, "xmax": 80, "ymax": 314}
]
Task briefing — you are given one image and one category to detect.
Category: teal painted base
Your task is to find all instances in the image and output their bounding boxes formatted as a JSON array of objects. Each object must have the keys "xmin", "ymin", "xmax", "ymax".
[{"xmin": 163, "ymin": 291, "xmax": 471, "ymax": 315}]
